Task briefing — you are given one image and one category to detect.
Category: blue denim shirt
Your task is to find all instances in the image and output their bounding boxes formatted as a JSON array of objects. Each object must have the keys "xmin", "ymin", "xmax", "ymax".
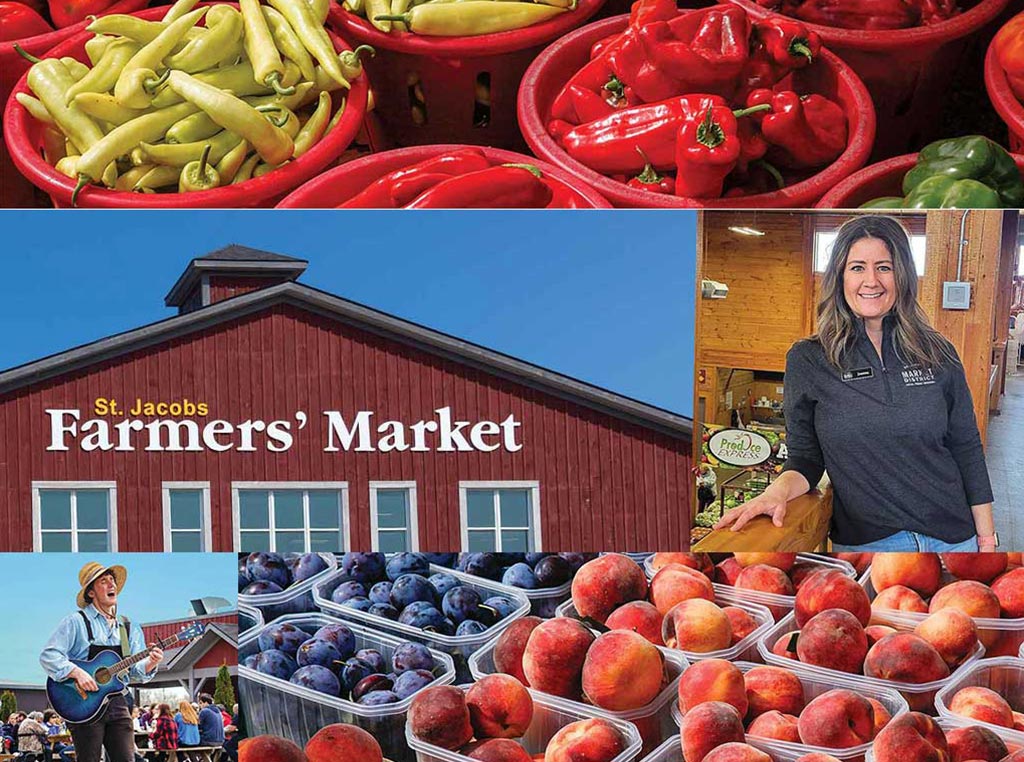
[{"xmin": 39, "ymin": 605, "xmax": 155, "ymax": 683}]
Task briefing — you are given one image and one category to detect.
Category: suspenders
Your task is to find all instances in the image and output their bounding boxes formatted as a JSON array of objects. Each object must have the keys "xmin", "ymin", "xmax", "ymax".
[{"xmin": 78, "ymin": 609, "xmax": 132, "ymax": 655}]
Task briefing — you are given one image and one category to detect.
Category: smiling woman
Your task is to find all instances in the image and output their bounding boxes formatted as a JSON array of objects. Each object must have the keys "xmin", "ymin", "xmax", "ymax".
[{"xmin": 714, "ymin": 215, "xmax": 996, "ymax": 553}]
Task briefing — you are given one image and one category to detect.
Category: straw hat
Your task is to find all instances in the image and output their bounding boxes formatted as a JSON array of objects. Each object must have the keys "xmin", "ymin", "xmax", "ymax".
[{"xmin": 77, "ymin": 562, "xmax": 127, "ymax": 609}]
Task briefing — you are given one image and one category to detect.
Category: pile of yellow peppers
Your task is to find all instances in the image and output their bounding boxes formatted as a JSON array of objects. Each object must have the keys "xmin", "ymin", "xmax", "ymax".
[
  {"xmin": 343, "ymin": 0, "xmax": 576, "ymax": 36},
  {"xmin": 15, "ymin": 0, "xmax": 369, "ymax": 202}
]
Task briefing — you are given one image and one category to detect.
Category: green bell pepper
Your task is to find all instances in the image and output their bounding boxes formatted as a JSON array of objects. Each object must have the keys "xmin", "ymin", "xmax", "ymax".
[
  {"xmin": 903, "ymin": 176, "xmax": 1002, "ymax": 209},
  {"xmin": 902, "ymin": 135, "xmax": 1024, "ymax": 208},
  {"xmin": 858, "ymin": 196, "xmax": 906, "ymax": 209}
]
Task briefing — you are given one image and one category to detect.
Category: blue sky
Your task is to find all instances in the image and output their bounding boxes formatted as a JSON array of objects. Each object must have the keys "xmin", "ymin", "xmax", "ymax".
[
  {"xmin": 0, "ymin": 211, "xmax": 696, "ymax": 414},
  {"xmin": 0, "ymin": 554, "xmax": 237, "ymax": 684}
]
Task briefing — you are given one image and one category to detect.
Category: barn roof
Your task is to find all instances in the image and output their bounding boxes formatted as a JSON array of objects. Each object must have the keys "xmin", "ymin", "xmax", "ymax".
[
  {"xmin": 164, "ymin": 245, "xmax": 309, "ymax": 308},
  {"xmin": 0, "ymin": 270, "xmax": 692, "ymax": 438}
]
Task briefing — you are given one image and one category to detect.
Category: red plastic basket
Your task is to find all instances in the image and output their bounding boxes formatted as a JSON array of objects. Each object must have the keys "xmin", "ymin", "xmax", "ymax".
[
  {"xmin": 728, "ymin": 0, "xmax": 1012, "ymax": 160},
  {"xmin": 517, "ymin": 10, "xmax": 876, "ymax": 208},
  {"xmin": 276, "ymin": 144, "xmax": 612, "ymax": 206},
  {"xmin": 3, "ymin": 4, "xmax": 369, "ymax": 207},
  {"xmin": 985, "ymin": 20, "xmax": 1024, "ymax": 153},
  {"xmin": 0, "ymin": 0, "xmax": 150, "ymax": 207},
  {"xmin": 815, "ymin": 152, "xmax": 1024, "ymax": 207},
  {"xmin": 327, "ymin": 0, "xmax": 605, "ymax": 151}
]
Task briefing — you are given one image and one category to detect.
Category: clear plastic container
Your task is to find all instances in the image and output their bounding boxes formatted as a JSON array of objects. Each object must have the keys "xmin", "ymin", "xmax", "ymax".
[
  {"xmin": 672, "ymin": 661, "xmax": 908, "ymax": 761},
  {"xmin": 238, "ymin": 552, "xmax": 338, "ymax": 623},
  {"xmin": 859, "ymin": 567, "xmax": 1024, "ymax": 658},
  {"xmin": 639, "ymin": 734, "xmax": 681, "ymax": 762},
  {"xmin": 556, "ymin": 587, "xmax": 774, "ymax": 663},
  {"xmin": 468, "ymin": 635, "xmax": 688, "ymax": 754},
  {"xmin": 313, "ymin": 564, "xmax": 531, "ymax": 682},
  {"xmin": 864, "ymin": 716, "xmax": 1023, "ymax": 762},
  {"xmin": 405, "ymin": 684, "xmax": 644, "ymax": 762},
  {"xmin": 239, "ymin": 612, "xmax": 457, "ymax": 762},
  {"xmin": 705, "ymin": 554, "xmax": 859, "ymax": 622},
  {"xmin": 758, "ymin": 611, "xmax": 986, "ymax": 714},
  {"xmin": 238, "ymin": 603, "xmax": 263, "ymax": 636},
  {"xmin": 934, "ymin": 656, "xmax": 1024, "ymax": 747}
]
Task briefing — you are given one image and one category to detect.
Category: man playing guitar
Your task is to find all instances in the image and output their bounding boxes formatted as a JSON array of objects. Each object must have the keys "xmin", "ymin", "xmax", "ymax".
[{"xmin": 40, "ymin": 562, "xmax": 164, "ymax": 762}]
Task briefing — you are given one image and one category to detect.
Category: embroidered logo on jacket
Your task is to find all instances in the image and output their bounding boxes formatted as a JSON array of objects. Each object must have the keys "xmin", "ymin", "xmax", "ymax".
[{"xmin": 901, "ymin": 365, "xmax": 936, "ymax": 386}]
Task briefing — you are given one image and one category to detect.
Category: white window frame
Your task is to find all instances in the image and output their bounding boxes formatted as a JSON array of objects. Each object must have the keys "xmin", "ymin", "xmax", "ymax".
[
  {"xmin": 458, "ymin": 481, "xmax": 542, "ymax": 552},
  {"xmin": 32, "ymin": 481, "xmax": 119, "ymax": 552},
  {"xmin": 231, "ymin": 482, "xmax": 350, "ymax": 553},
  {"xmin": 162, "ymin": 482, "xmax": 212, "ymax": 552},
  {"xmin": 813, "ymin": 230, "xmax": 927, "ymax": 276},
  {"xmin": 369, "ymin": 481, "xmax": 419, "ymax": 552}
]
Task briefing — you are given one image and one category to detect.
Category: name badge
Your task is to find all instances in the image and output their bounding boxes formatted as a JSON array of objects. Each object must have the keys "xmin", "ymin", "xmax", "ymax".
[
  {"xmin": 902, "ymin": 364, "xmax": 936, "ymax": 386},
  {"xmin": 841, "ymin": 367, "xmax": 874, "ymax": 381}
]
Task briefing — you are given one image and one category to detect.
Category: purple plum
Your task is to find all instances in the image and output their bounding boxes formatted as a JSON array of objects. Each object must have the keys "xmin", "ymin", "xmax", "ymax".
[
  {"xmin": 257, "ymin": 623, "xmax": 308, "ymax": 656},
  {"xmin": 369, "ymin": 603, "xmax": 399, "ymax": 620},
  {"xmin": 354, "ymin": 649, "xmax": 386, "ymax": 674},
  {"xmin": 483, "ymin": 596, "xmax": 518, "ymax": 622},
  {"xmin": 296, "ymin": 638, "xmax": 343, "ymax": 671},
  {"xmin": 245, "ymin": 552, "xmax": 291, "ymax": 589},
  {"xmin": 397, "ymin": 602, "xmax": 448, "ymax": 631},
  {"xmin": 289, "ymin": 553, "xmax": 329, "ymax": 583},
  {"xmin": 534, "ymin": 555, "xmax": 572, "ymax": 587},
  {"xmin": 290, "ymin": 665, "xmax": 339, "ymax": 696},
  {"xmin": 368, "ymin": 581, "xmax": 393, "ymax": 605},
  {"xmin": 456, "ymin": 620, "xmax": 488, "ymax": 636},
  {"xmin": 390, "ymin": 574, "xmax": 436, "ymax": 610},
  {"xmin": 459, "ymin": 553, "xmax": 502, "ymax": 580},
  {"xmin": 386, "ymin": 553, "xmax": 430, "ymax": 581},
  {"xmin": 502, "ymin": 563, "xmax": 539, "ymax": 589},
  {"xmin": 442, "ymin": 587, "xmax": 483, "ymax": 624},
  {"xmin": 525, "ymin": 553, "xmax": 553, "ymax": 565},
  {"xmin": 393, "ymin": 669, "xmax": 435, "ymax": 699},
  {"xmin": 352, "ymin": 674, "xmax": 393, "ymax": 702},
  {"xmin": 312, "ymin": 624, "xmax": 355, "ymax": 659},
  {"xmin": 331, "ymin": 581, "xmax": 368, "ymax": 604},
  {"xmin": 391, "ymin": 642, "xmax": 433, "ymax": 674},
  {"xmin": 254, "ymin": 649, "xmax": 297, "ymax": 680},
  {"xmin": 428, "ymin": 573, "xmax": 460, "ymax": 599},
  {"xmin": 358, "ymin": 691, "xmax": 400, "ymax": 706},
  {"xmin": 339, "ymin": 552, "xmax": 386, "ymax": 584},
  {"xmin": 241, "ymin": 580, "xmax": 283, "ymax": 596},
  {"xmin": 422, "ymin": 553, "xmax": 458, "ymax": 567},
  {"xmin": 340, "ymin": 657, "xmax": 374, "ymax": 695},
  {"xmin": 342, "ymin": 596, "xmax": 373, "ymax": 612}
]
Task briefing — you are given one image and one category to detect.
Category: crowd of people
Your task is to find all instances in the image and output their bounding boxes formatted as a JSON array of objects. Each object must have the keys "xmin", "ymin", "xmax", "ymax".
[{"xmin": 1, "ymin": 694, "xmax": 238, "ymax": 762}]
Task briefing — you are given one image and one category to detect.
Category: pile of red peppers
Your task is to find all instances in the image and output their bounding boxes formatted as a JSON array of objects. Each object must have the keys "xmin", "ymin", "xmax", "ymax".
[
  {"xmin": 0, "ymin": 0, "xmax": 122, "ymax": 40},
  {"xmin": 754, "ymin": 0, "xmax": 960, "ymax": 30},
  {"xmin": 546, "ymin": 3, "xmax": 850, "ymax": 200}
]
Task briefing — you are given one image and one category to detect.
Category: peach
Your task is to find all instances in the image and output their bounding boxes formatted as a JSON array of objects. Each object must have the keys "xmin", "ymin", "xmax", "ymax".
[
  {"xmin": 571, "ymin": 554, "xmax": 648, "ymax": 624},
  {"xmin": 464, "ymin": 740, "xmax": 533, "ymax": 762},
  {"xmin": 795, "ymin": 569, "xmax": 871, "ymax": 626},
  {"xmin": 649, "ymin": 563, "xmax": 715, "ymax": 615},
  {"xmin": 929, "ymin": 580, "xmax": 1002, "ymax": 619},
  {"xmin": 914, "ymin": 608, "xmax": 979, "ymax": 668},
  {"xmin": 836, "ymin": 552, "xmax": 873, "ymax": 575},
  {"xmin": 797, "ymin": 689, "xmax": 875, "ymax": 748},
  {"xmin": 604, "ymin": 601, "xmax": 664, "ymax": 646},
  {"xmin": 1010, "ymin": 553, "xmax": 1024, "ymax": 570},
  {"xmin": 522, "ymin": 619, "xmax": 595, "ymax": 700},
  {"xmin": 409, "ymin": 686, "xmax": 474, "ymax": 750},
  {"xmin": 493, "ymin": 616, "xmax": 543, "ymax": 685},
  {"xmin": 1007, "ymin": 751, "xmax": 1024, "ymax": 762},
  {"xmin": 544, "ymin": 719, "xmax": 624, "ymax": 762},
  {"xmin": 723, "ymin": 606, "xmax": 760, "ymax": 643},
  {"xmin": 747, "ymin": 710, "xmax": 800, "ymax": 742},
  {"xmin": 868, "ymin": 698, "xmax": 892, "ymax": 735},
  {"xmin": 791, "ymin": 562, "xmax": 824, "ymax": 591},
  {"xmin": 864, "ymin": 633, "xmax": 950, "ymax": 683},
  {"xmin": 744, "ymin": 665, "xmax": 805, "ymax": 718},
  {"xmin": 716, "ymin": 557, "xmax": 744, "ymax": 586},
  {"xmin": 872, "ymin": 585, "xmax": 929, "ymax": 614},
  {"xmin": 734, "ymin": 553, "xmax": 797, "ymax": 572},
  {"xmin": 677, "ymin": 658, "xmax": 748, "ymax": 716},
  {"xmin": 865, "ymin": 624, "xmax": 899, "ymax": 648},
  {"xmin": 306, "ymin": 725, "xmax": 381, "ymax": 762},
  {"xmin": 796, "ymin": 609, "xmax": 869, "ymax": 674},
  {"xmin": 794, "ymin": 756, "xmax": 842, "ymax": 762},
  {"xmin": 948, "ymin": 687, "xmax": 1014, "ymax": 728},
  {"xmin": 241, "ymin": 736, "xmax": 307, "ymax": 762},
  {"xmin": 771, "ymin": 631, "xmax": 799, "ymax": 660},
  {"xmin": 680, "ymin": 701, "xmax": 745, "ymax": 762},
  {"xmin": 941, "ymin": 552, "xmax": 1008, "ymax": 584},
  {"xmin": 581, "ymin": 630, "xmax": 665, "ymax": 711},
  {"xmin": 991, "ymin": 569, "xmax": 1024, "ymax": 617},
  {"xmin": 872, "ymin": 713, "xmax": 949, "ymax": 762},
  {"xmin": 702, "ymin": 743, "xmax": 771, "ymax": 762},
  {"xmin": 649, "ymin": 552, "xmax": 713, "ymax": 577},
  {"xmin": 663, "ymin": 598, "xmax": 732, "ymax": 652},
  {"xmin": 466, "ymin": 675, "xmax": 534, "ymax": 739},
  {"xmin": 1014, "ymin": 710, "xmax": 1024, "ymax": 732},
  {"xmin": 870, "ymin": 553, "xmax": 942, "ymax": 596},
  {"xmin": 736, "ymin": 564, "xmax": 795, "ymax": 596},
  {"xmin": 945, "ymin": 725, "xmax": 1008, "ymax": 762}
]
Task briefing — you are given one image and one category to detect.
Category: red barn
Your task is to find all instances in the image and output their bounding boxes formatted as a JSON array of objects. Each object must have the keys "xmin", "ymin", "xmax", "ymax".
[{"xmin": 0, "ymin": 246, "xmax": 693, "ymax": 552}]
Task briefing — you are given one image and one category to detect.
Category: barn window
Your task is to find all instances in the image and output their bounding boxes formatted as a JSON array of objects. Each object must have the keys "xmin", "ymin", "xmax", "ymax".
[
  {"xmin": 369, "ymin": 482, "xmax": 419, "ymax": 553},
  {"xmin": 459, "ymin": 482, "xmax": 541, "ymax": 552},
  {"xmin": 162, "ymin": 483, "xmax": 212, "ymax": 552},
  {"xmin": 232, "ymin": 483, "xmax": 350, "ymax": 553},
  {"xmin": 32, "ymin": 482, "xmax": 118, "ymax": 552}
]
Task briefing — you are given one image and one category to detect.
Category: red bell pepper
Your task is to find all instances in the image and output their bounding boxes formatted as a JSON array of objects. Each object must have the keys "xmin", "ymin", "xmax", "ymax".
[
  {"xmin": 637, "ymin": 6, "xmax": 750, "ymax": 99},
  {"xmin": 783, "ymin": 0, "xmax": 921, "ymax": 30},
  {"xmin": 674, "ymin": 102, "xmax": 769, "ymax": 198},
  {"xmin": 339, "ymin": 148, "xmax": 492, "ymax": 208},
  {"xmin": 404, "ymin": 164, "xmax": 553, "ymax": 208},
  {"xmin": 629, "ymin": 0, "xmax": 678, "ymax": 27},
  {"xmin": 994, "ymin": 12, "xmax": 1024, "ymax": 101},
  {"xmin": 548, "ymin": 42, "xmax": 640, "ymax": 124},
  {"xmin": 739, "ymin": 17, "xmax": 820, "ymax": 95},
  {"xmin": 0, "ymin": 1, "xmax": 53, "ymax": 40},
  {"xmin": 559, "ymin": 94, "xmax": 727, "ymax": 174},
  {"xmin": 910, "ymin": 0, "xmax": 958, "ymax": 23},
  {"xmin": 746, "ymin": 88, "xmax": 848, "ymax": 169},
  {"xmin": 627, "ymin": 148, "xmax": 675, "ymax": 193},
  {"xmin": 48, "ymin": 0, "xmax": 118, "ymax": 28}
]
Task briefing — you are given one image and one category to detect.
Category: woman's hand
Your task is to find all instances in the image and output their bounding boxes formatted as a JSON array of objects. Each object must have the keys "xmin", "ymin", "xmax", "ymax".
[{"xmin": 713, "ymin": 492, "xmax": 789, "ymax": 532}]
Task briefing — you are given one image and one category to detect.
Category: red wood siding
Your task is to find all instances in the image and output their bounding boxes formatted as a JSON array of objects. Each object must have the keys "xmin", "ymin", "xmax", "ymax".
[
  {"xmin": 143, "ymin": 614, "xmax": 239, "ymax": 643},
  {"xmin": 0, "ymin": 304, "xmax": 691, "ymax": 551},
  {"xmin": 194, "ymin": 639, "xmax": 239, "ymax": 669},
  {"xmin": 207, "ymin": 275, "xmax": 290, "ymax": 305}
]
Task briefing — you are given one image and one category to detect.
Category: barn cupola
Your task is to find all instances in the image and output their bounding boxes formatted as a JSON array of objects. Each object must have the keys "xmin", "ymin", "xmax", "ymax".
[{"xmin": 165, "ymin": 244, "xmax": 309, "ymax": 315}]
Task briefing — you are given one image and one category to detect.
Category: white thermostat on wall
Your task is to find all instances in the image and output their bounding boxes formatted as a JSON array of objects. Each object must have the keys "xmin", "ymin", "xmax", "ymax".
[{"xmin": 942, "ymin": 281, "xmax": 971, "ymax": 310}]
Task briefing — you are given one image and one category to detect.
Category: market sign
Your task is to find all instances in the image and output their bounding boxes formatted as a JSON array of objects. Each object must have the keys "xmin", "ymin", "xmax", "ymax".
[{"xmin": 707, "ymin": 428, "xmax": 772, "ymax": 468}]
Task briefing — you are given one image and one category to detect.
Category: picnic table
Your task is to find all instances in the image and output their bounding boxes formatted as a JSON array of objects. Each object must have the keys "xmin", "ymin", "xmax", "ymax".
[{"xmin": 138, "ymin": 747, "xmax": 222, "ymax": 762}]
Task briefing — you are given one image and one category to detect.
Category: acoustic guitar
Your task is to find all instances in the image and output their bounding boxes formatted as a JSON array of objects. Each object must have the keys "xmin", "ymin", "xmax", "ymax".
[{"xmin": 47, "ymin": 621, "xmax": 205, "ymax": 724}]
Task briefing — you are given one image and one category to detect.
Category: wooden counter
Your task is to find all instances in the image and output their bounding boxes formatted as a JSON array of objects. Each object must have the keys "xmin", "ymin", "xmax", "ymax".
[{"xmin": 692, "ymin": 491, "xmax": 832, "ymax": 552}]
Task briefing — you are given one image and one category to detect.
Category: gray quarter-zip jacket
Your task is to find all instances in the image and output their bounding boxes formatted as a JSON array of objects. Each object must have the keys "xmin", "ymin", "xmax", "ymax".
[{"xmin": 782, "ymin": 316, "xmax": 994, "ymax": 545}]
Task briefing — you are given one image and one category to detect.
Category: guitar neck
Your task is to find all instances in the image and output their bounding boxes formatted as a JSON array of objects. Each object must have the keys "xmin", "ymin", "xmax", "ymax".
[{"xmin": 106, "ymin": 632, "xmax": 181, "ymax": 676}]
